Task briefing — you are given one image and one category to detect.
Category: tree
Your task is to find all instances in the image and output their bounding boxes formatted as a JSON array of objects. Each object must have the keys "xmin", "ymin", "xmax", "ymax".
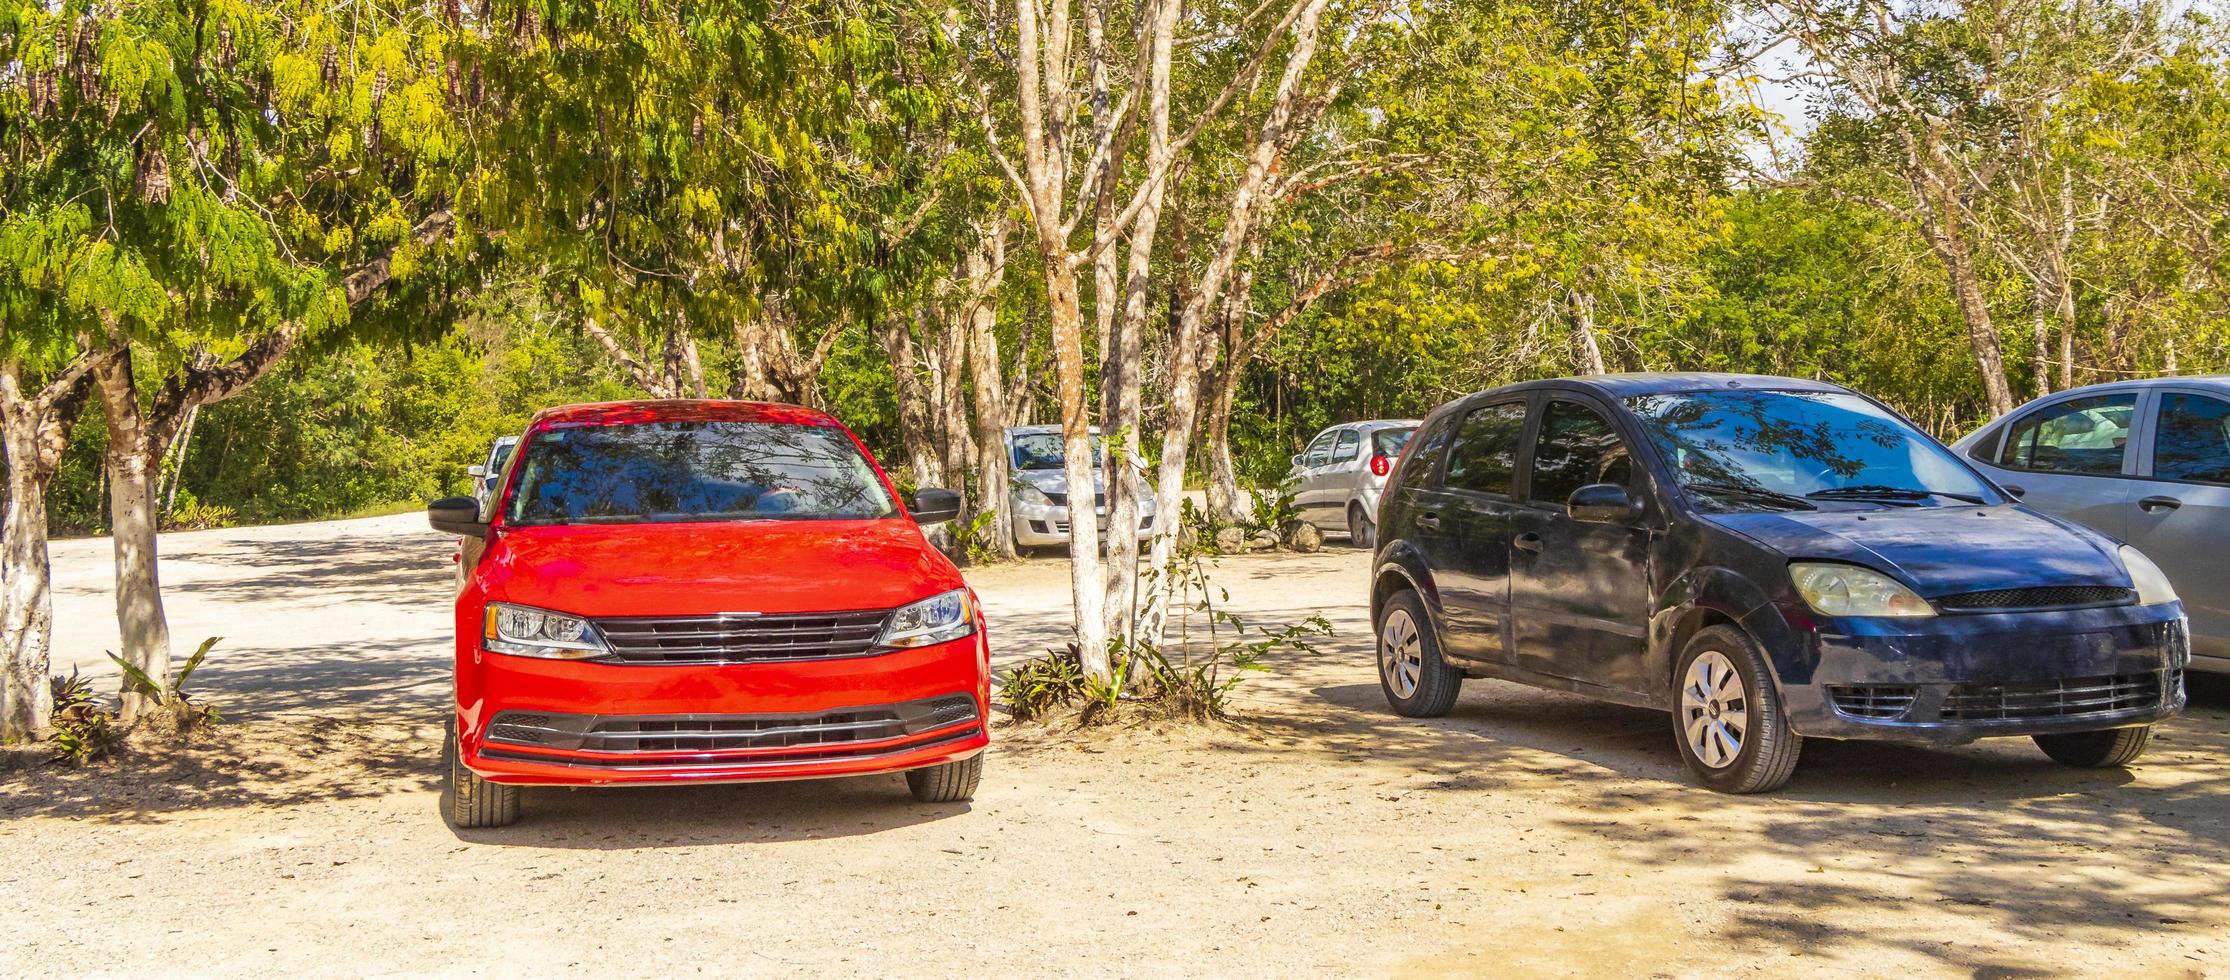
[{"xmin": 3, "ymin": 0, "xmax": 467, "ymax": 716}]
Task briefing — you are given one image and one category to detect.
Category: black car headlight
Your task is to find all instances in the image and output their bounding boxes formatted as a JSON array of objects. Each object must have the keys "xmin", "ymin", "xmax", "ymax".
[
  {"xmin": 1789, "ymin": 562, "xmax": 1935, "ymax": 618},
  {"xmin": 2120, "ymin": 546, "xmax": 2179, "ymax": 606}
]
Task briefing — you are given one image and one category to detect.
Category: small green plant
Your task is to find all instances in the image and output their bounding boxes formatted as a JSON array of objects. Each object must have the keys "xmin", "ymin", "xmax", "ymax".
[
  {"xmin": 163, "ymin": 491, "xmax": 237, "ymax": 531},
  {"xmin": 998, "ymin": 646, "xmax": 1089, "ymax": 721},
  {"xmin": 1242, "ymin": 485, "xmax": 1302, "ymax": 537},
  {"xmin": 109, "ymin": 636, "xmax": 223, "ymax": 731},
  {"xmin": 46, "ymin": 670, "xmax": 121, "ymax": 766},
  {"xmin": 951, "ymin": 509, "xmax": 1005, "ymax": 566}
]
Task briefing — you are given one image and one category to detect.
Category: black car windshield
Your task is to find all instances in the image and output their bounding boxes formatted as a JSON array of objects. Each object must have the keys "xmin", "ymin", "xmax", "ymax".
[
  {"xmin": 504, "ymin": 421, "xmax": 897, "ymax": 525},
  {"xmin": 1625, "ymin": 390, "xmax": 1995, "ymax": 511},
  {"xmin": 1010, "ymin": 432, "xmax": 1104, "ymax": 471}
]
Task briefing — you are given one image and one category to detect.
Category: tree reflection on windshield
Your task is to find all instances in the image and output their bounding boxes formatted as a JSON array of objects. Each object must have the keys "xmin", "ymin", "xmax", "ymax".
[
  {"xmin": 505, "ymin": 422, "xmax": 897, "ymax": 525},
  {"xmin": 1625, "ymin": 390, "xmax": 1991, "ymax": 512}
]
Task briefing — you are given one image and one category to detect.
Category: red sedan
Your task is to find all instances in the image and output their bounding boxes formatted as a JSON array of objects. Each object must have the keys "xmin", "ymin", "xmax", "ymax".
[{"xmin": 428, "ymin": 400, "xmax": 988, "ymax": 827}]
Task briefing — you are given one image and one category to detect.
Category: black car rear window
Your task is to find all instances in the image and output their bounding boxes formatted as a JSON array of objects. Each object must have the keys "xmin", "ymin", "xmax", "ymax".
[{"xmin": 504, "ymin": 421, "xmax": 897, "ymax": 525}]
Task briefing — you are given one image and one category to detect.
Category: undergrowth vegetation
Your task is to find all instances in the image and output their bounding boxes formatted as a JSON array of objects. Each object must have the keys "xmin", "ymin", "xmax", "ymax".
[{"xmin": 999, "ymin": 539, "xmax": 1330, "ymax": 725}]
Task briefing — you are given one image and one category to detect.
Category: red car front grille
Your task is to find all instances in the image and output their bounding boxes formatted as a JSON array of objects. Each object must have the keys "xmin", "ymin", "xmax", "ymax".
[{"xmin": 590, "ymin": 609, "xmax": 891, "ymax": 664}]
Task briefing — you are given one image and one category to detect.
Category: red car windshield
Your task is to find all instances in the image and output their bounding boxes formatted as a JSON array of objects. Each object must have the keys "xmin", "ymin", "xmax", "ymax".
[{"xmin": 503, "ymin": 421, "xmax": 897, "ymax": 525}]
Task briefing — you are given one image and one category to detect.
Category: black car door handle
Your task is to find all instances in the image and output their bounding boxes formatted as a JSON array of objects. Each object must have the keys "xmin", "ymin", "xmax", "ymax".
[
  {"xmin": 2138, "ymin": 495, "xmax": 2183, "ymax": 513},
  {"xmin": 1514, "ymin": 531, "xmax": 1544, "ymax": 554},
  {"xmin": 1415, "ymin": 512, "xmax": 1443, "ymax": 530}
]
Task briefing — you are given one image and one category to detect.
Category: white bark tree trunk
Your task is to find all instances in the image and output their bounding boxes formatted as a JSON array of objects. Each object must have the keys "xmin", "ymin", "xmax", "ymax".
[
  {"xmin": 2, "ymin": 349, "xmax": 109, "ymax": 740},
  {"xmin": 1135, "ymin": 0, "xmax": 1331, "ymax": 645},
  {"xmin": 94, "ymin": 350, "xmax": 175, "ymax": 720},
  {"xmin": 1570, "ymin": 291, "xmax": 1607, "ymax": 374}
]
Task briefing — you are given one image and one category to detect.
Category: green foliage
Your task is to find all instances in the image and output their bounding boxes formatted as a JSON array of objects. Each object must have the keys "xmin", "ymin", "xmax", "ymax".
[
  {"xmin": 950, "ymin": 510, "xmax": 1004, "ymax": 566},
  {"xmin": 996, "ymin": 649, "xmax": 1087, "ymax": 722},
  {"xmin": 1242, "ymin": 486, "xmax": 1301, "ymax": 537},
  {"xmin": 45, "ymin": 670, "xmax": 120, "ymax": 767},
  {"xmin": 109, "ymin": 635, "xmax": 221, "ymax": 730}
]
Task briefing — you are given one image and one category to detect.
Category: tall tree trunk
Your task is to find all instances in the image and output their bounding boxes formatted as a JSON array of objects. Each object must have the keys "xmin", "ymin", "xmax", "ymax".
[
  {"xmin": 1570, "ymin": 290, "xmax": 1607, "ymax": 374},
  {"xmin": 0, "ymin": 351, "xmax": 106, "ymax": 741},
  {"xmin": 878, "ymin": 310, "xmax": 942, "ymax": 488},
  {"xmin": 161, "ymin": 403, "xmax": 200, "ymax": 514},
  {"xmin": 1203, "ymin": 365, "xmax": 1246, "ymax": 524},
  {"xmin": 966, "ymin": 223, "xmax": 1018, "ymax": 560},
  {"xmin": 93, "ymin": 350, "xmax": 175, "ymax": 719},
  {"xmin": 1915, "ymin": 204, "xmax": 2015, "ymax": 416},
  {"xmin": 1136, "ymin": 0, "xmax": 1330, "ymax": 645}
]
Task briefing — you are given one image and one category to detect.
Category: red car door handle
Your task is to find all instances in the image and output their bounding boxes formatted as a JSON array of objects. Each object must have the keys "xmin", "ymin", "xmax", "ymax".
[
  {"xmin": 1514, "ymin": 531, "xmax": 1544, "ymax": 554},
  {"xmin": 2138, "ymin": 495, "xmax": 2182, "ymax": 512}
]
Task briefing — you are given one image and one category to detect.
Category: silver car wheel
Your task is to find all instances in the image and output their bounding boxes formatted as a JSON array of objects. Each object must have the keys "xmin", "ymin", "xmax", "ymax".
[
  {"xmin": 1680, "ymin": 650, "xmax": 1749, "ymax": 769},
  {"xmin": 1380, "ymin": 608, "xmax": 1424, "ymax": 699}
]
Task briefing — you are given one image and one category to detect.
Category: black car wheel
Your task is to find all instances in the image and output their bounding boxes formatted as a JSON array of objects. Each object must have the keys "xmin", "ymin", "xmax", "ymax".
[
  {"xmin": 1671, "ymin": 626, "xmax": 1802, "ymax": 794},
  {"xmin": 1376, "ymin": 590, "xmax": 1462, "ymax": 717},
  {"xmin": 1348, "ymin": 504, "xmax": 1377, "ymax": 550},
  {"xmin": 907, "ymin": 753, "xmax": 984, "ymax": 802},
  {"xmin": 2034, "ymin": 726, "xmax": 2152, "ymax": 768},
  {"xmin": 444, "ymin": 723, "xmax": 521, "ymax": 828}
]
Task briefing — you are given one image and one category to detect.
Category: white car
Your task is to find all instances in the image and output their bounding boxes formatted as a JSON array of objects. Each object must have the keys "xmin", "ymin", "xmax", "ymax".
[
  {"xmin": 1006, "ymin": 425, "xmax": 1158, "ymax": 551},
  {"xmin": 1286, "ymin": 419, "xmax": 1419, "ymax": 547}
]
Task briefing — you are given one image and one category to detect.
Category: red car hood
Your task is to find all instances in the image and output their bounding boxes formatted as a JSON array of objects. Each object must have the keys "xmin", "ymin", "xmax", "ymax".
[{"xmin": 479, "ymin": 519, "xmax": 964, "ymax": 617}]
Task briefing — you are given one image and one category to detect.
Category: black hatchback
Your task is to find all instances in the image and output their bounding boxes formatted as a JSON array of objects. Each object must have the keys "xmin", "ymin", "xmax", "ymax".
[{"xmin": 1369, "ymin": 373, "xmax": 2189, "ymax": 792}]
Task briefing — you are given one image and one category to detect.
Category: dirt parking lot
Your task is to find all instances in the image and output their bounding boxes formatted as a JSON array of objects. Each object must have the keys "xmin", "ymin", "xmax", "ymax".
[{"xmin": 4, "ymin": 513, "xmax": 2227, "ymax": 977}]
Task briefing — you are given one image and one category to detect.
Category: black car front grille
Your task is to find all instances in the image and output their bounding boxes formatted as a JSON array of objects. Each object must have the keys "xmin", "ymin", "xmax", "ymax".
[
  {"xmin": 1829, "ymin": 685, "xmax": 1918, "ymax": 720},
  {"xmin": 585, "ymin": 710, "xmax": 909, "ymax": 752},
  {"xmin": 1041, "ymin": 491, "xmax": 1107, "ymax": 509},
  {"xmin": 1935, "ymin": 586, "xmax": 2136, "ymax": 612},
  {"xmin": 1939, "ymin": 673, "xmax": 2163, "ymax": 721},
  {"xmin": 483, "ymin": 695, "xmax": 981, "ymax": 755},
  {"xmin": 591, "ymin": 610, "xmax": 891, "ymax": 664}
]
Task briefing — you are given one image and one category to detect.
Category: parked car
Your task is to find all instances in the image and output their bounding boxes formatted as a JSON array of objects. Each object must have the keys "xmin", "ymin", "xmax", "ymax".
[
  {"xmin": 1951, "ymin": 378, "xmax": 2229, "ymax": 675},
  {"xmin": 427, "ymin": 400, "xmax": 989, "ymax": 827},
  {"xmin": 468, "ymin": 435, "xmax": 520, "ymax": 505},
  {"xmin": 1006, "ymin": 424, "xmax": 1158, "ymax": 552},
  {"xmin": 1370, "ymin": 373, "xmax": 2188, "ymax": 793},
  {"xmin": 1286, "ymin": 420, "xmax": 1419, "ymax": 547}
]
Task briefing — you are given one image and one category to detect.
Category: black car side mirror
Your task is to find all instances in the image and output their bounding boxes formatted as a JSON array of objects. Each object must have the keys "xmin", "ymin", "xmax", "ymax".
[
  {"xmin": 429, "ymin": 496, "xmax": 488, "ymax": 538},
  {"xmin": 1568, "ymin": 484, "xmax": 1641, "ymax": 525},
  {"xmin": 2000, "ymin": 483, "xmax": 2026, "ymax": 499},
  {"xmin": 913, "ymin": 488, "xmax": 962, "ymax": 525}
]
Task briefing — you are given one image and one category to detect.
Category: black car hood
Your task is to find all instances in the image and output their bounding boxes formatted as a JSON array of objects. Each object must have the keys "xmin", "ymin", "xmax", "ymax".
[{"xmin": 1705, "ymin": 504, "xmax": 2129, "ymax": 597}]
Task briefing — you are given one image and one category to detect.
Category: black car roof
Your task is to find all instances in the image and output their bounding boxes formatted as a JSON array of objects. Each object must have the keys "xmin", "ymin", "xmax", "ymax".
[{"xmin": 1466, "ymin": 372, "xmax": 1852, "ymax": 402}]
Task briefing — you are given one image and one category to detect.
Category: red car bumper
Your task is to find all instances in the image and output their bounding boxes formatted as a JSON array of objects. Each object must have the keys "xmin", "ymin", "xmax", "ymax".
[{"xmin": 454, "ymin": 630, "xmax": 990, "ymax": 787}]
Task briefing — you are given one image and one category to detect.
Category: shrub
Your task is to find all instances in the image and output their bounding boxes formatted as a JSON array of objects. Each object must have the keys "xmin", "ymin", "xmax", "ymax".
[{"xmin": 46, "ymin": 670, "xmax": 121, "ymax": 767}]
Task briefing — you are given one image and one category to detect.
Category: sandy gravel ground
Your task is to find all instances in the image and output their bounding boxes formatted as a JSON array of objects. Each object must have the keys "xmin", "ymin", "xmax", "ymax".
[{"xmin": 4, "ymin": 513, "xmax": 2227, "ymax": 977}]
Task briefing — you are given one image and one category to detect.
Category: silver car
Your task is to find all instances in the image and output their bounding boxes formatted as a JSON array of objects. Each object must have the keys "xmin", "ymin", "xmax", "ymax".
[
  {"xmin": 1006, "ymin": 425, "xmax": 1158, "ymax": 551},
  {"xmin": 1953, "ymin": 377, "xmax": 2228, "ymax": 673},
  {"xmin": 468, "ymin": 435, "xmax": 520, "ymax": 505},
  {"xmin": 1285, "ymin": 419, "xmax": 1419, "ymax": 547}
]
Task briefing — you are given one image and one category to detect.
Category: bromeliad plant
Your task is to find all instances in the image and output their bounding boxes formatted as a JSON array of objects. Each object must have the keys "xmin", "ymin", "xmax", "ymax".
[
  {"xmin": 47, "ymin": 670, "xmax": 120, "ymax": 766},
  {"xmin": 109, "ymin": 636, "xmax": 222, "ymax": 732}
]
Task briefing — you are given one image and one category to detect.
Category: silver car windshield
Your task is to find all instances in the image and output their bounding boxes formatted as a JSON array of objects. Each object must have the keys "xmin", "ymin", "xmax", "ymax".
[
  {"xmin": 1625, "ymin": 390, "xmax": 1994, "ymax": 511},
  {"xmin": 1010, "ymin": 433, "xmax": 1104, "ymax": 472}
]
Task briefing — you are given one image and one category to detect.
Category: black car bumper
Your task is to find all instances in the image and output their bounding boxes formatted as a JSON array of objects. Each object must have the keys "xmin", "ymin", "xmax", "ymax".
[{"xmin": 1770, "ymin": 603, "xmax": 2190, "ymax": 744}]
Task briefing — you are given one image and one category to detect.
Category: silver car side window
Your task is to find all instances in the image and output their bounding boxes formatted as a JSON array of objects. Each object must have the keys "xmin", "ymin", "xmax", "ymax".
[
  {"xmin": 2154, "ymin": 393, "xmax": 2230, "ymax": 485},
  {"xmin": 1305, "ymin": 431, "xmax": 1336, "ymax": 467},
  {"xmin": 2000, "ymin": 394, "xmax": 2138, "ymax": 476},
  {"xmin": 1331, "ymin": 430, "xmax": 1361, "ymax": 464}
]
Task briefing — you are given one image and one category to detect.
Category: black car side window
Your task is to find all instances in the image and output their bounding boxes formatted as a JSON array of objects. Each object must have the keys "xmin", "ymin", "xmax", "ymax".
[
  {"xmin": 2000, "ymin": 394, "xmax": 2137, "ymax": 476},
  {"xmin": 1529, "ymin": 400, "xmax": 1633, "ymax": 506},
  {"xmin": 1402, "ymin": 418, "xmax": 1456, "ymax": 485},
  {"xmin": 1443, "ymin": 402, "xmax": 1527, "ymax": 497},
  {"xmin": 2153, "ymin": 393, "xmax": 2230, "ymax": 485}
]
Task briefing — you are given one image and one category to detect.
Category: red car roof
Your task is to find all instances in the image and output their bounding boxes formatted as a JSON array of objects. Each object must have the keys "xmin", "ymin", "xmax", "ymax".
[{"xmin": 526, "ymin": 400, "xmax": 840, "ymax": 429}]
